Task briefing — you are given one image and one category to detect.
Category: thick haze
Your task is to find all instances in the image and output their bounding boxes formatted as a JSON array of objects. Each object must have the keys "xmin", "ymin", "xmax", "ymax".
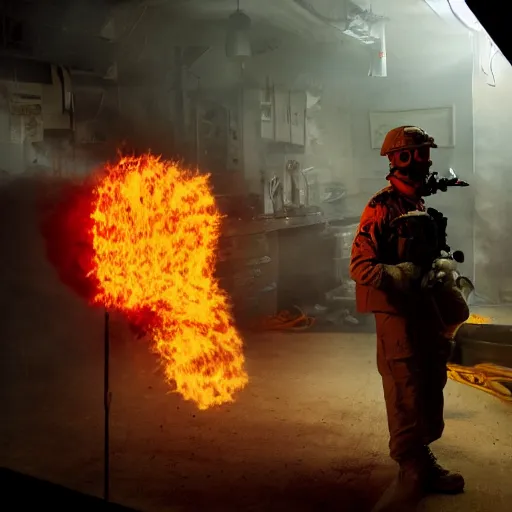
[
  {"xmin": 0, "ymin": 0, "xmax": 511, "ymax": 299},
  {"xmin": 1, "ymin": 2, "xmax": 512, "ymax": 511}
]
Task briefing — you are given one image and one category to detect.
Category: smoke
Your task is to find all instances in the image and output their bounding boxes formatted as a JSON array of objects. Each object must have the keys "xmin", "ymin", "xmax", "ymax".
[
  {"xmin": 39, "ymin": 178, "xmax": 99, "ymax": 302},
  {"xmin": 37, "ymin": 166, "xmax": 161, "ymax": 340}
]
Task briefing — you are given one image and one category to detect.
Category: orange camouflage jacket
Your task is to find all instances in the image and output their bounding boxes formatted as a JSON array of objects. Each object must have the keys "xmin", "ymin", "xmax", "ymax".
[{"xmin": 349, "ymin": 185, "xmax": 424, "ymax": 314}]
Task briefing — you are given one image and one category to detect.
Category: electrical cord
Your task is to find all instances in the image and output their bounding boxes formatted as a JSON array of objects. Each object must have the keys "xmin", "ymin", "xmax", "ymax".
[
  {"xmin": 487, "ymin": 46, "xmax": 499, "ymax": 87},
  {"xmin": 251, "ymin": 305, "xmax": 315, "ymax": 331},
  {"xmin": 447, "ymin": 0, "xmax": 475, "ymax": 31},
  {"xmin": 479, "ymin": 39, "xmax": 499, "ymax": 87},
  {"xmin": 447, "ymin": 0, "xmax": 499, "ymax": 87}
]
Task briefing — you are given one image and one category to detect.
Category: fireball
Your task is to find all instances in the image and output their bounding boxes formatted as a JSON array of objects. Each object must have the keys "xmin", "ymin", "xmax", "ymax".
[{"xmin": 89, "ymin": 154, "xmax": 248, "ymax": 409}]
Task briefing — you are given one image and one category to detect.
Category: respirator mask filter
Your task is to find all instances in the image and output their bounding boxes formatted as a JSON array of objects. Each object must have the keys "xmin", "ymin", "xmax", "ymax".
[{"xmin": 392, "ymin": 146, "xmax": 432, "ymax": 172}]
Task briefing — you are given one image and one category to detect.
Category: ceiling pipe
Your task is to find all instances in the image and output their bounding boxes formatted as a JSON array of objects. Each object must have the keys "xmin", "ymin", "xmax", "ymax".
[
  {"xmin": 292, "ymin": 0, "xmax": 349, "ymax": 30},
  {"xmin": 368, "ymin": 19, "xmax": 386, "ymax": 77},
  {"xmin": 292, "ymin": 0, "xmax": 388, "ymax": 76}
]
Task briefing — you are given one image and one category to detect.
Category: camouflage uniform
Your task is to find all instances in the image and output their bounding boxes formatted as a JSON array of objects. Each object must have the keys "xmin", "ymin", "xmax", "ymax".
[
  {"xmin": 350, "ymin": 185, "xmax": 451, "ymax": 465},
  {"xmin": 351, "ymin": 125, "xmax": 465, "ymax": 497}
]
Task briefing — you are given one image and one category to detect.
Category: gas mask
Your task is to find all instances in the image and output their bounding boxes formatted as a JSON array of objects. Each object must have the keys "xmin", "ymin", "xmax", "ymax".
[
  {"xmin": 390, "ymin": 146, "xmax": 432, "ymax": 177},
  {"xmin": 381, "ymin": 126, "xmax": 468, "ymax": 198},
  {"xmin": 388, "ymin": 146, "xmax": 433, "ymax": 196}
]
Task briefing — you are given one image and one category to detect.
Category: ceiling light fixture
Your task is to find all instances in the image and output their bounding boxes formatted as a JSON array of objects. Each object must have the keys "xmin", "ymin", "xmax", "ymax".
[
  {"xmin": 368, "ymin": 15, "xmax": 387, "ymax": 78},
  {"xmin": 225, "ymin": 0, "xmax": 252, "ymax": 59}
]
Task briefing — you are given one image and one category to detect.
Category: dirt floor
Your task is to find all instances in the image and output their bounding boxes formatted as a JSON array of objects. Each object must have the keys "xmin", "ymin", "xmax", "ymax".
[{"xmin": 1, "ymin": 180, "xmax": 512, "ymax": 512}]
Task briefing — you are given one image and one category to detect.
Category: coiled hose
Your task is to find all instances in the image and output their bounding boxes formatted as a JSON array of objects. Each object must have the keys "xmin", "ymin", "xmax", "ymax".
[
  {"xmin": 447, "ymin": 362, "xmax": 512, "ymax": 403},
  {"xmin": 446, "ymin": 313, "xmax": 512, "ymax": 403}
]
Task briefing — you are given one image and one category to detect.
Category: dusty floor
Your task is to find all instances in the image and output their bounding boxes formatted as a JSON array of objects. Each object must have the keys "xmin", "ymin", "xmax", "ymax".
[{"xmin": 1, "ymin": 181, "xmax": 512, "ymax": 512}]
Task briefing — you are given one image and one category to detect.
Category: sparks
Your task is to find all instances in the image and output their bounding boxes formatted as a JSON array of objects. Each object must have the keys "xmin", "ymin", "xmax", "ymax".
[{"xmin": 466, "ymin": 313, "xmax": 491, "ymax": 324}]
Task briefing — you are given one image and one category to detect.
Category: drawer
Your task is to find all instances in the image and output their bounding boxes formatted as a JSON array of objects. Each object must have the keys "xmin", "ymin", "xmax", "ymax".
[
  {"xmin": 230, "ymin": 269, "xmax": 277, "ymax": 297},
  {"xmin": 218, "ymin": 233, "xmax": 269, "ymax": 262},
  {"xmin": 219, "ymin": 231, "xmax": 277, "ymax": 269},
  {"xmin": 232, "ymin": 285, "xmax": 278, "ymax": 323},
  {"xmin": 232, "ymin": 264, "xmax": 275, "ymax": 289}
]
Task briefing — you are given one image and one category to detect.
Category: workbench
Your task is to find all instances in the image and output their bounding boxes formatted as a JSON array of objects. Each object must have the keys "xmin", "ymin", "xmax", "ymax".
[{"xmin": 217, "ymin": 214, "xmax": 339, "ymax": 327}]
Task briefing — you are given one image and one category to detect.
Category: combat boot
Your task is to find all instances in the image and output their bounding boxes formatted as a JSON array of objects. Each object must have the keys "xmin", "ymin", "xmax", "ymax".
[
  {"xmin": 396, "ymin": 459, "xmax": 426, "ymax": 501},
  {"xmin": 422, "ymin": 445, "xmax": 465, "ymax": 494}
]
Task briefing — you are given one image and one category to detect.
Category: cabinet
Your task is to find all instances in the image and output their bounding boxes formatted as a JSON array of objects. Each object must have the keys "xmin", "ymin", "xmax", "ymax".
[
  {"xmin": 289, "ymin": 91, "xmax": 306, "ymax": 146},
  {"xmin": 217, "ymin": 231, "xmax": 278, "ymax": 326},
  {"xmin": 196, "ymin": 100, "xmax": 229, "ymax": 174},
  {"xmin": 261, "ymin": 88, "xmax": 306, "ymax": 147},
  {"xmin": 273, "ymin": 89, "xmax": 291, "ymax": 143}
]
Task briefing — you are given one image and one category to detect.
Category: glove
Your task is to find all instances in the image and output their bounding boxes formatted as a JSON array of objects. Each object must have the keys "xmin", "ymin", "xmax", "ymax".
[
  {"xmin": 423, "ymin": 258, "xmax": 458, "ymax": 289},
  {"xmin": 381, "ymin": 262, "xmax": 422, "ymax": 292},
  {"xmin": 434, "ymin": 258, "xmax": 457, "ymax": 284}
]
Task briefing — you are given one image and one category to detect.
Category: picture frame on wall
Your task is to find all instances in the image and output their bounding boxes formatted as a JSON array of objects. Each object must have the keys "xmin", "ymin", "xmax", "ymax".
[{"xmin": 369, "ymin": 106, "xmax": 455, "ymax": 149}]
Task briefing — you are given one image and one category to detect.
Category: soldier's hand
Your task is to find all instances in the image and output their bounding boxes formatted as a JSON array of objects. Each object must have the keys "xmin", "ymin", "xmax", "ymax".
[
  {"xmin": 424, "ymin": 258, "xmax": 458, "ymax": 288},
  {"xmin": 382, "ymin": 262, "xmax": 422, "ymax": 292}
]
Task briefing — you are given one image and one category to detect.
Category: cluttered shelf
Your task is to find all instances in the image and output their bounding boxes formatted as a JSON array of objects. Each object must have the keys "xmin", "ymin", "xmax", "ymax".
[
  {"xmin": 221, "ymin": 212, "xmax": 359, "ymax": 238},
  {"xmin": 221, "ymin": 212, "xmax": 326, "ymax": 238}
]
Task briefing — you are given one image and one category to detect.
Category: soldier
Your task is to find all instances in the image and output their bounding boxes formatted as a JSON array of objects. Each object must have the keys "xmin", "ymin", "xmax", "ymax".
[{"xmin": 350, "ymin": 126, "xmax": 465, "ymax": 497}]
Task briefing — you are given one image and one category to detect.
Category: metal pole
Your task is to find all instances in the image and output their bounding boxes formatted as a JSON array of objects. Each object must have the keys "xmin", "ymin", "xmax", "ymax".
[{"xmin": 104, "ymin": 310, "xmax": 111, "ymax": 502}]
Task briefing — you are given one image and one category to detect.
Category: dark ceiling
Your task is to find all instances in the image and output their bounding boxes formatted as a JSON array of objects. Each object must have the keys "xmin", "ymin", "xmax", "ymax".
[
  {"xmin": 0, "ymin": 0, "xmax": 354, "ymax": 85},
  {"xmin": 0, "ymin": 0, "xmax": 230, "ymax": 83}
]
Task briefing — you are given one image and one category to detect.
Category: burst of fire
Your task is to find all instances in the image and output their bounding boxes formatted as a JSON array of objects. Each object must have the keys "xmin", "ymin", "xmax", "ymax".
[
  {"xmin": 43, "ymin": 154, "xmax": 248, "ymax": 410},
  {"xmin": 92, "ymin": 155, "xmax": 248, "ymax": 409}
]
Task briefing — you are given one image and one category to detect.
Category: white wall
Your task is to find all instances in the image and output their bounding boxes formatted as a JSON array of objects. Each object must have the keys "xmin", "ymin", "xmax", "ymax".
[{"xmin": 472, "ymin": 35, "xmax": 512, "ymax": 302}]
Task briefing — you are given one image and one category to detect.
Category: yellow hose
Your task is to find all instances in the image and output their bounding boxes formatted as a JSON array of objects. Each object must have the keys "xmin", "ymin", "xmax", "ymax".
[
  {"xmin": 447, "ymin": 363, "xmax": 512, "ymax": 402},
  {"xmin": 446, "ymin": 313, "xmax": 512, "ymax": 403}
]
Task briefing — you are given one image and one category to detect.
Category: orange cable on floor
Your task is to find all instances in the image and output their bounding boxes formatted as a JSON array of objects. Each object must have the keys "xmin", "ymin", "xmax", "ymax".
[
  {"xmin": 251, "ymin": 306, "xmax": 316, "ymax": 332},
  {"xmin": 447, "ymin": 313, "xmax": 512, "ymax": 403}
]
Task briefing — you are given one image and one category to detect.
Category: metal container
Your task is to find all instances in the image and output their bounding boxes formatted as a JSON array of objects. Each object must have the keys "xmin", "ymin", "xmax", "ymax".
[{"xmin": 452, "ymin": 323, "xmax": 512, "ymax": 368}]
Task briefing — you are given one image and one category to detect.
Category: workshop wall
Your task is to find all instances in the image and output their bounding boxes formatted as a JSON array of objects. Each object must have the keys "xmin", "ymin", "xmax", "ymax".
[
  {"xmin": 0, "ymin": 74, "xmax": 178, "ymax": 179},
  {"xmin": 0, "ymin": 80, "xmax": 41, "ymax": 177},
  {"xmin": 190, "ymin": 30, "xmax": 475, "ymax": 275},
  {"xmin": 472, "ymin": 35, "xmax": 512, "ymax": 302},
  {"xmin": 327, "ymin": 35, "xmax": 475, "ymax": 278},
  {"xmin": 0, "ymin": 23, "xmax": 477, "ymax": 282}
]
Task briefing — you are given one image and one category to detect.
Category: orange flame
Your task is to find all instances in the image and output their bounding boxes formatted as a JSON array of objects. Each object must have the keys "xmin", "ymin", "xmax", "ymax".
[
  {"xmin": 467, "ymin": 313, "xmax": 491, "ymax": 324},
  {"xmin": 90, "ymin": 154, "xmax": 248, "ymax": 409}
]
